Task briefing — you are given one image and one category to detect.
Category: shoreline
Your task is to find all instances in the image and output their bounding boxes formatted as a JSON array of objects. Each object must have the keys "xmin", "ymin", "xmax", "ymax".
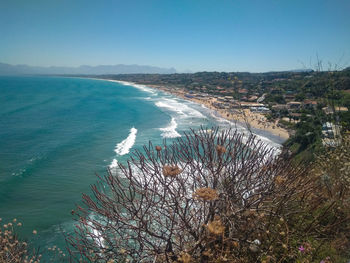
[
  {"xmin": 91, "ymin": 77, "xmax": 289, "ymax": 143},
  {"xmin": 145, "ymin": 84, "xmax": 290, "ymax": 142}
]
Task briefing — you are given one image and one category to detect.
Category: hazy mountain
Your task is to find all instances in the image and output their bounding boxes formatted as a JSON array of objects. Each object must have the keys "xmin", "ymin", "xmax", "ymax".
[
  {"xmin": 0, "ymin": 63, "xmax": 177, "ymax": 75},
  {"xmin": 266, "ymin": 69, "xmax": 314, "ymax": 73},
  {"xmin": 288, "ymin": 69, "xmax": 314, "ymax": 73}
]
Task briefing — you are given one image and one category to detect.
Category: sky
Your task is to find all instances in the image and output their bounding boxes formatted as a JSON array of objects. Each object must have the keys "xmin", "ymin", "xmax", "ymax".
[{"xmin": 0, "ymin": 0, "xmax": 350, "ymax": 72}]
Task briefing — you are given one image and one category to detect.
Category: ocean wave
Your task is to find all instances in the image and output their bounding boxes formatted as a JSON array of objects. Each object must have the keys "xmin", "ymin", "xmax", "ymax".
[
  {"xmin": 11, "ymin": 168, "xmax": 26, "ymax": 177},
  {"xmin": 11, "ymin": 155, "xmax": 43, "ymax": 177},
  {"xmin": 159, "ymin": 118, "xmax": 181, "ymax": 138},
  {"xmin": 252, "ymin": 133, "xmax": 281, "ymax": 155},
  {"xmin": 113, "ymin": 80, "xmax": 156, "ymax": 94},
  {"xmin": 224, "ymin": 128, "xmax": 281, "ymax": 156},
  {"xmin": 210, "ymin": 112, "xmax": 234, "ymax": 125},
  {"xmin": 87, "ymin": 214, "xmax": 105, "ymax": 248},
  {"xmin": 115, "ymin": 128, "xmax": 138, "ymax": 156},
  {"xmin": 133, "ymin": 84, "xmax": 156, "ymax": 94},
  {"xmin": 155, "ymin": 101, "xmax": 185, "ymax": 115},
  {"xmin": 155, "ymin": 98, "xmax": 206, "ymax": 118},
  {"xmin": 108, "ymin": 158, "xmax": 119, "ymax": 174}
]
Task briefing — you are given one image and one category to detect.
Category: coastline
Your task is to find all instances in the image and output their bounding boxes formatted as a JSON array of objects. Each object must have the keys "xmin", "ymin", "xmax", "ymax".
[
  {"xmin": 146, "ymin": 84, "xmax": 290, "ymax": 141},
  {"xmin": 92, "ymin": 77, "xmax": 289, "ymax": 143}
]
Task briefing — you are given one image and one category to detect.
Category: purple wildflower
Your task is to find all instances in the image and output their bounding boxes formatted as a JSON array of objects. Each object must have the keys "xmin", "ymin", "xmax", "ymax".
[{"xmin": 298, "ymin": 245, "xmax": 305, "ymax": 252}]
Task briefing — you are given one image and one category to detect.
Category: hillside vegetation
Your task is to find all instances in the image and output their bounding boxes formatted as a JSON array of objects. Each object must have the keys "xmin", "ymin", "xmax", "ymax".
[
  {"xmin": 1, "ymin": 128, "xmax": 349, "ymax": 262},
  {"xmin": 65, "ymin": 128, "xmax": 350, "ymax": 263}
]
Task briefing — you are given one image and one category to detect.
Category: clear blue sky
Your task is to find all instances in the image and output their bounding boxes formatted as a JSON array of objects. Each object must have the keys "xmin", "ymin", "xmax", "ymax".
[{"xmin": 1, "ymin": 0, "xmax": 349, "ymax": 72}]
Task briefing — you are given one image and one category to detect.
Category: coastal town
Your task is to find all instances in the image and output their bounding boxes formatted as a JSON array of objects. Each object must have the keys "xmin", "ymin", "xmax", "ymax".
[
  {"xmin": 153, "ymin": 84, "xmax": 348, "ymax": 142},
  {"xmin": 95, "ymin": 69, "xmax": 350, "ymax": 158},
  {"xmin": 2, "ymin": 0, "xmax": 350, "ymax": 261},
  {"xmin": 148, "ymin": 84, "xmax": 290, "ymax": 139}
]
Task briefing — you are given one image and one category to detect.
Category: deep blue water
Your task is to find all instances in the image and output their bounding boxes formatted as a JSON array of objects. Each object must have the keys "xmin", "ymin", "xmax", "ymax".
[{"xmin": 0, "ymin": 76, "xmax": 280, "ymax": 260}]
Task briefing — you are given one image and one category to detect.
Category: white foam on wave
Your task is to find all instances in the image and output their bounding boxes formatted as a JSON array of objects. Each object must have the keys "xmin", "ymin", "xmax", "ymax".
[
  {"xmin": 86, "ymin": 215, "xmax": 105, "ymax": 248},
  {"xmin": 202, "ymin": 106, "xmax": 282, "ymax": 153},
  {"xmin": 224, "ymin": 128, "xmax": 281, "ymax": 157},
  {"xmin": 160, "ymin": 117, "xmax": 181, "ymax": 138},
  {"xmin": 91, "ymin": 225, "xmax": 105, "ymax": 248},
  {"xmin": 155, "ymin": 101, "xmax": 185, "ymax": 115},
  {"xmin": 252, "ymin": 133, "xmax": 282, "ymax": 155},
  {"xmin": 115, "ymin": 128, "xmax": 138, "ymax": 156},
  {"xmin": 155, "ymin": 98, "xmax": 206, "ymax": 118},
  {"xmin": 133, "ymin": 84, "xmax": 157, "ymax": 94},
  {"xmin": 113, "ymin": 80, "xmax": 156, "ymax": 94},
  {"xmin": 210, "ymin": 112, "xmax": 234, "ymax": 125},
  {"xmin": 108, "ymin": 158, "xmax": 119, "ymax": 174}
]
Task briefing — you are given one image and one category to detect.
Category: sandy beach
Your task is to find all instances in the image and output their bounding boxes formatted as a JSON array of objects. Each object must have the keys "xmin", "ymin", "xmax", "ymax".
[
  {"xmin": 94, "ymin": 78, "xmax": 290, "ymax": 141},
  {"xmin": 147, "ymin": 84, "xmax": 290, "ymax": 140}
]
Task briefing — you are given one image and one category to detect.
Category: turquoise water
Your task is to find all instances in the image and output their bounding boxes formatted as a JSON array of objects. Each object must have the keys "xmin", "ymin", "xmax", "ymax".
[
  {"xmin": 0, "ymin": 76, "xmax": 281, "ymax": 260},
  {"xmin": 0, "ymin": 76, "xmax": 211, "ymax": 258}
]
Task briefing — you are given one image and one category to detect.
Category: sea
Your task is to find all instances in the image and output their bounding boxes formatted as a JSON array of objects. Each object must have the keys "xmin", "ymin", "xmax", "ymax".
[{"xmin": 0, "ymin": 76, "xmax": 282, "ymax": 260}]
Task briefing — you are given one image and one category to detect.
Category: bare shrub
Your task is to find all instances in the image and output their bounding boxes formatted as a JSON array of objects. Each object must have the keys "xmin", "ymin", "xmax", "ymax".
[
  {"xmin": 66, "ymin": 128, "xmax": 349, "ymax": 262},
  {"xmin": 0, "ymin": 218, "xmax": 41, "ymax": 263}
]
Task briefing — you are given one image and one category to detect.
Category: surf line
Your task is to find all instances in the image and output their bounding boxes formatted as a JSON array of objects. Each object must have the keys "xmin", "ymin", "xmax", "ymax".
[{"xmin": 115, "ymin": 127, "xmax": 138, "ymax": 156}]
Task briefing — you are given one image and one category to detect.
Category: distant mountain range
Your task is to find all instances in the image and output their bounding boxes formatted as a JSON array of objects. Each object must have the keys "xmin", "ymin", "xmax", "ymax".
[
  {"xmin": 0, "ymin": 63, "xmax": 177, "ymax": 75},
  {"xmin": 287, "ymin": 69, "xmax": 314, "ymax": 73},
  {"xmin": 266, "ymin": 69, "xmax": 314, "ymax": 73}
]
